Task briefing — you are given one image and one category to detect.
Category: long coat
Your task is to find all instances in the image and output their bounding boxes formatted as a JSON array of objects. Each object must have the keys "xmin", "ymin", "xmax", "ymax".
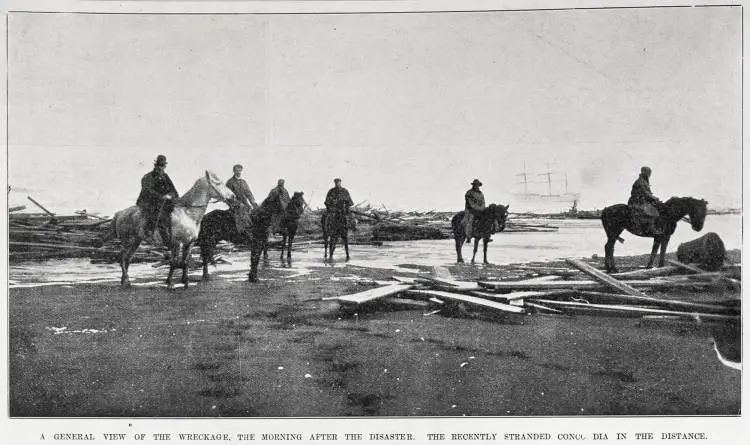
[
  {"xmin": 628, "ymin": 175, "xmax": 659, "ymax": 217},
  {"xmin": 136, "ymin": 169, "xmax": 178, "ymax": 209},
  {"xmin": 325, "ymin": 187, "xmax": 354, "ymax": 210},
  {"xmin": 464, "ymin": 188, "xmax": 486, "ymax": 214}
]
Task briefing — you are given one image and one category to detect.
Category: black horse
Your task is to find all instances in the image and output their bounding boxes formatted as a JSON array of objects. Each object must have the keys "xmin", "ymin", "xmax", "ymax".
[
  {"xmin": 451, "ymin": 203, "xmax": 509, "ymax": 264},
  {"xmin": 322, "ymin": 203, "xmax": 350, "ymax": 261},
  {"xmin": 601, "ymin": 196, "xmax": 707, "ymax": 272},
  {"xmin": 263, "ymin": 192, "xmax": 306, "ymax": 265},
  {"xmin": 197, "ymin": 193, "xmax": 282, "ymax": 282}
]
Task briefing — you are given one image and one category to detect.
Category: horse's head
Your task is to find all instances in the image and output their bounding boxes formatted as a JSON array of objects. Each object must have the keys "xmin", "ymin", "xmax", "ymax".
[
  {"xmin": 688, "ymin": 198, "xmax": 708, "ymax": 232},
  {"xmin": 205, "ymin": 171, "xmax": 235, "ymax": 203},
  {"xmin": 489, "ymin": 203, "xmax": 510, "ymax": 232}
]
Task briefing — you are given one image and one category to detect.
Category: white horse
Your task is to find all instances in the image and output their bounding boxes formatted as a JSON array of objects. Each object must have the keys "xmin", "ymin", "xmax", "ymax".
[{"xmin": 108, "ymin": 171, "xmax": 235, "ymax": 289}]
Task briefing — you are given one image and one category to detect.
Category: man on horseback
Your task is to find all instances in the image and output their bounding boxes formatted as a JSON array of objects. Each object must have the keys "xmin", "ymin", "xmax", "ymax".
[
  {"xmin": 325, "ymin": 178, "xmax": 356, "ymax": 231},
  {"xmin": 267, "ymin": 178, "xmax": 291, "ymax": 211},
  {"xmin": 628, "ymin": 166, "xmax": 663, "ymax": 235},
  {"xmin": 136, "ymin": 155, "xmax": 179, "ymax": 244},
  {"xmin": 226, "ymin": 164, "xmax": 259, "ymax": 209},
  {"xmin": 464, "ymin": 179, "xmax": 487, "ymax": 243}
]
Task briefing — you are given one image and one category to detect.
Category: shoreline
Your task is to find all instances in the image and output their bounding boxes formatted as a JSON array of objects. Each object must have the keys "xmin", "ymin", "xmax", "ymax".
[{"xmin": 9, "ymin": 251, "xmax": 741, "ymax": 417}]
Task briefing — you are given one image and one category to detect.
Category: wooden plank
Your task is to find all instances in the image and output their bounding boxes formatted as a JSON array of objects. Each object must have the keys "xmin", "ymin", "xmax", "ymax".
[
  {"xmin": 406, "ymin": 289, "xmax": 525, "ymax": 314},
  {"xmin": 383, "ymin": 297, "xmax": 433, "ymax": 308},
  {"xmin": 525, "ymin": 302, "xmax": 564, "ymax": 314},
  {"xmin": 479, "ymin": 280, "xmax": 607, "ymax": 290},
  {"xmin": 27, "ymin": 196, "xmax": 56, "ymax": 217},
  {"xmin": 523, "ymin": 275, "xmax": 562, "ymax": 282},
  {"xmin": 565, "ymin": 258, "xmax": 648, "ymax": 297},
  {"xmin": 576, "ymin": 291, "xmax": 737, "ymax": 314},
  {"xmin": 9, "ymin": 241, "xmax": 101, "ymax": 252},
  {"xmin": 610, "ymin": 266, "xmax": 679, "ymax": 279},
  {"xmin": 8, "ymin": 205, "xmax": 26, "ymax": 212},
  {"xmin": 471, "ymin": 290, "xmax": 572, "ymax": 301},
  {"xmin": 391, "ymin": 276, "xmax": 419, "ymax": 284},
  {"xmin": 422, "ymin": 276, "xmax": 481, "ymax": 290},
  {"xmin": 529, "ymin": 299, "xmax": 739, "ymax": 321},
  {"xmin": 323, "ymin": 284, "xmax": 414, "ymax": 304},
  {"xmin": 666, "ymin": 259, "xmax": 707, "ymax": 274}
]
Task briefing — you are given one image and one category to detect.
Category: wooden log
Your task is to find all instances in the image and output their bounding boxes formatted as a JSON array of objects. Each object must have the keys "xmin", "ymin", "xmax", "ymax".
[
  {"xmin": 676, "ymin": 232, "xmax": 726, "ymax": 271},
  {"xmin": 406, "ymin": 289, "xmax": 525, "ymax": 314},
  {"xmin": 565, "ymin": 258, "xmax": 648, "ymax": 297},
  {"xmin": 27, "ymin": 196, "xmax": 56, "ymax": 217},
  {"xmin": 529, "ymin": 299, "xmax": 740, "ymax": 321},
  {"xmin": 9, "ymin": 205, "xmax": 26, "ymax": 212}
]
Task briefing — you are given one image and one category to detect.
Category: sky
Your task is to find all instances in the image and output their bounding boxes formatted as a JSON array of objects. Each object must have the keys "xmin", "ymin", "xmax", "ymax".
[{"xmin": 7, "ymin": 7, "xmax": 742, "ymax": 216}]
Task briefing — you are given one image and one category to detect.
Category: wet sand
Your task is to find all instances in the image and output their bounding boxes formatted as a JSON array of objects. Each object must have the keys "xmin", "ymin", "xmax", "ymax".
[{"xmin": 9, "ymin": 253, "xmax": 741, "ymax": 417}]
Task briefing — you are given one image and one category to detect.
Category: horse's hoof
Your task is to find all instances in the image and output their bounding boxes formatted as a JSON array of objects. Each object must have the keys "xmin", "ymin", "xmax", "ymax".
[
  {"xmin": 457, "ymin": 259, "xmax": 464, "ymax": 264},
  {"xmin": 248, "ymin": 276, "xmax": 257, "ymax": 283}
]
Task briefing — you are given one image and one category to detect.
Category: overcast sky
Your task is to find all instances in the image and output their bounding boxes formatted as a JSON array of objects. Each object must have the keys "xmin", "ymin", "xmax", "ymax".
[{"xmin": 7, "ymin": 7, "xmax": 742, "ymax": 216}]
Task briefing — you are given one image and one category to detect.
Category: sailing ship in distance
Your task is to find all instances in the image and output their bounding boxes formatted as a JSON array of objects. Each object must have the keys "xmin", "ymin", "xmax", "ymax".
[{"xmin": 514, "ymin": 162, "xmax": 581, "ymax": 204}]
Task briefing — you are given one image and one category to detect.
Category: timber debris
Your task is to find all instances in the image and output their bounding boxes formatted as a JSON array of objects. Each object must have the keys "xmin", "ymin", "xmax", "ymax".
[{"xmin": 326, "ymin": 259, "xmax": 740, "ymax": 324}]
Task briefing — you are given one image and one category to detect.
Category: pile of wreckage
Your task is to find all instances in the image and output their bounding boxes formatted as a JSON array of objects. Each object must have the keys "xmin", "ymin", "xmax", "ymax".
[{"xmin": 325, "ymin": 239, "xmax": 740, "ymax": 324}]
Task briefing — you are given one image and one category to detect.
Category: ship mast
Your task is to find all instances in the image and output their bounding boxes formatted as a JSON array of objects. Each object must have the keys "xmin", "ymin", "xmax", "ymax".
[
  {"xmin": 515, "ymin": 162, "xmax": 529, "ymax": 194},
  {"xmin": 538, "ymin": 162, "xmax": 553, "ymax": 197}
]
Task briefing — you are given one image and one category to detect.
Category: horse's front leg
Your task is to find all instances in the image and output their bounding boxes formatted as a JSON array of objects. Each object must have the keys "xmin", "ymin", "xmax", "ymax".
[
  {"xmin": 248, "ymin": 239, "xmax": 261, "ymax": 282},
  {"xmin": 483, "ymin": 237, "xmax": 490, "ymax": 264},
  {"xmin": 329, "ymin": 234, "xmax": 337, "ymax": 259},
  {"xmin": 646, "ymin": 238, "xmax": 660, "ymax": 269},
  {"xmin": 287, "ymin": 232, "xmax": 295, "ymax": 265},
  {"xmin": 201, "ymin": 244, "xmax": 211, "ymax": 282},
  {"xmin": 455, "ymin": 237, "xmax": 464, "ymax": 263},
  {"xmin": 181, "ymin": 241, "xmax": 193, "ymax": 288},
  {"xmin": 343, "ymin": 233, "xmax": 350, "ymax": 261},
  {"xmin": 471, "ymin": 238, "xmax": 480, "ymax": 264},
  {"xmin": 657, "ymin": 236, "xmax": 670, "ymax": 267}
]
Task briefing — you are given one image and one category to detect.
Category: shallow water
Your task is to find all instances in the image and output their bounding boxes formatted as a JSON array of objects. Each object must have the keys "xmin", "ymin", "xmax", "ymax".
[{"xmin": 9, "ymin": 215, "xmax": 740, "ymax": 288}]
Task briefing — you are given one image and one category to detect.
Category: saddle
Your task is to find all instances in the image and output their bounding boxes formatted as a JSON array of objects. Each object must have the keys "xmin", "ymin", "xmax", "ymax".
[{"xmin": 629, "ymin": 203, "xmax": 664, "ymax": 236}]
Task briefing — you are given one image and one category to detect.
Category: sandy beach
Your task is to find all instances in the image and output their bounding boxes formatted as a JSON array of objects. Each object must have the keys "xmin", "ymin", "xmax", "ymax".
[{"xmin": 9, "ymin": 249, "xmax": 740, "ymax": 417}]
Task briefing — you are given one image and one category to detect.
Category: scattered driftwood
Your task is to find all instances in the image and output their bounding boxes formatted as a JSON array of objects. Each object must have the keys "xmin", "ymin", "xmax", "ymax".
[
  {"xmin": 566, "ymin": 258, "xmax": 648, "ymax": 297},
  {"xmin": 324, "ymin": 257, "xmax": 740, "ymax": 328}
]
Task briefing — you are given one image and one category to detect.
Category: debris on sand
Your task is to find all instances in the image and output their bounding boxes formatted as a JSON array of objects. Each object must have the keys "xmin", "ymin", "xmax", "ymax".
[{"xmin": 325, "ymin": 260, "xmax": 740, "ymax": 325}]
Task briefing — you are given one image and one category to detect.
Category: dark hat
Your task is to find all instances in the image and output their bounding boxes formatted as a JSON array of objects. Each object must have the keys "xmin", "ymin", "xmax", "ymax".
[
  {"xmin": 471, "ymin": 179, "xmax": 482, "ymax": 186},
  {"xmin": 641, "ymin": 166, "xmax": 652, "ymax": 174},
  {"xmin": 334, "ymin": 178, "xmax": 342, "ymax": 183},
  {"xmin": 155, "ymin": 155, "xmax": 167, "ymax": 167}
]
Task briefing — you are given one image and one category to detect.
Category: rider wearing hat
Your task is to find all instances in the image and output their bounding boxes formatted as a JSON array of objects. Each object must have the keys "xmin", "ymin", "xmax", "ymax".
[
  {"xmin": 464, "ymin": 179, "xmax": 487, "ymax": 243},
  {"xmin": 136, "ymin": 155, "xmax": 179, "ymax": 243},
  {"xmin": 628, "ymin": 166, "xmax": 662, "ymax": 235},
  {"xmin": 325, "ymin": 178, "xmax": 356, "ymax": 231}
]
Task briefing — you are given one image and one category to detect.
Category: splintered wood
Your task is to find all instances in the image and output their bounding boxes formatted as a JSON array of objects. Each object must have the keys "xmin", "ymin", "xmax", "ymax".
[{"xmin": 325, "ymin": 258, "xmax": 740, "ymax": 324}]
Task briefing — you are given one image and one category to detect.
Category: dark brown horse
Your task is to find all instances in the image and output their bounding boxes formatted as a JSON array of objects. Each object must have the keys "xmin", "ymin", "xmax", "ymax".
[
  {"xmin": 601, "ymin": 196, "xmax": 707, "ymax": 272},
  {"xmin": 451, "ymin": 203, "xmax": 509, "ymax": 264},
  {"xmin": 263, "ymin": 191, "xmax": 306, "ymax": 265},
  {"xmin": 322, "ymin": 203, "xmax": 350, "ymax": 261},
  {"xmin": 197, "ymin": 192, "xmax": 283, "ymax": 282}
]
